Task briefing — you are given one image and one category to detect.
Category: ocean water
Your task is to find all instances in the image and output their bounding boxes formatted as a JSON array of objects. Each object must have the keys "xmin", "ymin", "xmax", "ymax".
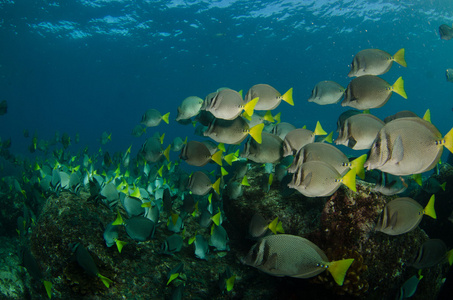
[
  {"xmin": 1, "ymin": 0, "xmax": 453, "ymax": 299},
  {"xmin": 1, "ymin": 0, "xmax": 452, "ymax": 158}
]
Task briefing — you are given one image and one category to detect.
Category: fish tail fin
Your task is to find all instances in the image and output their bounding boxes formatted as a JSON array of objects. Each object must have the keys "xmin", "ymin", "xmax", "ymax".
[
  {"xmin": 211, "ymin": 150, "xmax": 223, "ymax": 167},
  {"xmin": 441, "ymin": 182, "xmax": 447, "ymax": 191},
  {"xmin": 244, "ymin": 97, "xmax": 259, "ymax": 117},
  {"xmin": 423, "ymin": 109, "xmax": 431, "ymax": 123},
  {"xmin": 43, "ymin": 280, "xmax": 52, "ymax": 299},
  {"xmin": 391, "ymin": 77, "xmax": 407, "ymax": 99},
  {"xmin": 98, "ymin": 274, "xmax": 113, "ymax": 288},
  {"xmin": 218, "ymin": 142, "xmax": 226, "ymax": 152},
  {"xmin": 392, "ymin": 48, "xmax": 407, "ymax": 67},
  {"xmin": 264, "ymin": 110, "xmax": 274, "ymax": 122},
  {"xmin": 249, "ymin": 123, "xmax": 264, "ymax": 144},
  {"xmin": 108, "ymin": 133, "xmax": 112, "ymax": 141},
  {"xmin": 158, "ymin": 165, "xmax": 164, "ymax": 177},
  {"xmin": 224, "ymin": 152, "xmax": 237, "ymax": 166},
  {"xmin": 281, "ymin": 87, "xmax": 294, "ymax": 105},
  {"xmin": 274, "ymin": 112, "xmax": 281, "ymax": 124},
  {"xmin": 423, "ymin": 195, "xmax": 437, "ymax": 219},
  {"xmin": 242, "ymin": 110, "xmax": 252, "ymax": 121},
  {"xmin": 412, "ymin": 173, "xmax": 422, "ymax": 186},
  {"xmin": 324, "ymin": 131, "xmax": 333, "ymax": 143},
  {"xmin": 241, "ymin": 175, "xmax": 250, "ymax": 186},
  {"xmin": 112, "ymin": 210, "xmax": 124, "ymax": 226},
  {"xmin": 268, "ymin": 217, "xmax": 285, "ymax": 235},
  {"xmin": 115, "ymin": 239, "xmax": 128, "ymax": 253},
  {"xmin": 447, "ymin": 249, "xmax": 453, "ymax": 266},
  {"xmin": 159, "ymin": 133, "xmax": 165, "ymax": 144},
  {"xmin": 342, "ymin": 169, "xmax": 357, "ymax": 192},
  {"xmin": 163, "ymin": 145, "xmax": 171, "ymax": 161},
  {"xmin": 328, "ymin": 258, "xmax": 355, "ymax": 286},
  {"xmin": 443, "ymin": 128, "xmax": 453, "ymax": 153},
  {"xmin": 313, "ymin": 121, "xmax": 327, "ymax": 136},
  {"xmin": 351, "ymin": 154, "xmax": 367, "ymax": 180},
  {"xmin": 162, "ymin": 112, "xmax": 170, "ymax": 124},
  {"xmin": 211, "ymin": 211, "xmax": 221, "ymax": 226},
  {"xmin": 212, "ymin": 177, "xmax": 221, "ymax": 194},
  {"xmin": 221, "ymin": 166, "xmax": 228, "ymax": 176}
]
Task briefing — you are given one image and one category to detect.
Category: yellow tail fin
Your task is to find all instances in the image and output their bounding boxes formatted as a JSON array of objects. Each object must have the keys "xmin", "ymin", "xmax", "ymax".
[
  {"xmin": 274, "ymin": 112, "xmax": 281, "ymax": 124},
  {"xmin": 226, "ymin": 275, "xmax": 236, "ymax": 292},
  {"xmin": 242, "ymin": 110, "xmax": 252, "ymax": 121},
  {"xmin": 423, "ymin": 195, "xmax": 437, "ymax": 219},
  {"xmin": 324, "ymin": 131, "xmax": 333, "ymax": 143},
  {"xmin": 43, "ymin": 280, "xmax": 52, "ymax": 299},
  {"xmin": 249, "ymin": 123, "xmax": 264, "ymax": 144},
  {"xmin": 211, "ymin": 211, "xmax": 221, "ymax": 226},
  {"xmin": 264, "ymin": 110, "xmax": 274, "ymax": 122},
  {"xmin": 242, "ymin": 175, "xmax": 250, "ymax": 186},
  {"xmin": 392, "ymin": 48, "xmax": 407, "ymax": 67},
  {"xmin": 112, "ymin": 210, "xmax": 124, "ymax": 226},
  {"xmin": 158, "ymin": 165, "xmax": 164, "ymax": 177},
  {"xmin": 328, "ymin": 258, "xmax": 354, "ymax": 286},
  {"xmin": 212, "ymin": 178, "xmax": 221, "ymax": 194},
  {"xmin": 244, "ymin": 97, "xmax": 259, "ymax": 117},
  {"xmin": 281, "ymin": 87, "xmax": 294, "ymax": 106},
  {"xmin": 224, "ymin": 152, "xmax": 237, "ymax": 166},
  {"xmin": 268, "ymin": 217, "xmax": 285, "ymax": 235},
  {"xmin": 221, "ymin": 167, "xmax": 228, "ymax": 176},
  {"xmin": 160, "ymin": 133, "xmax": 165, "ymax": 144},
  {"xmin": 351, "ymin": 154, "xmax": 367, "ymax": 180},
  {"xmin": 116, "ymin": 239, "xmax": 128, "ymax": 253},
  {"xmin": 314, "ymin": 121, "xmax": 327, "ymax": 136},
  {"xmin": 342, "ymin": 169, "xmax": 356, "ymax": 192},
  {"xmin": 211, "ymin": 150, "xmax": 223, "ymax": 167},
  {"xmin": 162, "ymin": 112, "xmax": 170, "ymax": 124},
  {"xmin": 98, "ymin": 274, "xmax": 113, "ymax": 288},
  {"xmin": 443, "ymin": 128, "xmax": 453, "ymax": 154},
  {"xmin": 391, "ymin": 77, "xmax": 407, "ymax": 99},
  {"xmin": 447, "ymin": 249, "xmax": 453, "ymax": 266},
  {"xmin": 163, "ymin": 144, "xmax": 171, "ymax": 161}
]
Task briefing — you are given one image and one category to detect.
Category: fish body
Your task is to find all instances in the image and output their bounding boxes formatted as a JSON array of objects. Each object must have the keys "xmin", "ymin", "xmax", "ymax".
[
  {"xmin": 241, "ymin": 133, "xmax": 283, "ymax": 164},
  {"xmin": 245, "ymin": 84, "xmax": 293, "ymax": 111},
  {"xmin": 348, "ymin": 48, "xmax": 406, "ymax": 77},
  {"xmin": 141, "ymin": 109, "xmax": 170, "ymax": 127},
  {"xmin": 446, "ymin": 69, "xmax": 453, "ymax": 83},
  {"xmin": 439, "ymin": 24, "xmax": 453, "ymax": 40},
  {"xmin": 308, "ymin": 81, "xmax": 345, "ymax": 105},
  {"xmin": 205, "ymin": 89, "xmax": 257, "ymax": 120},
  {"xmin": 365, "ymin": 118, "xmax": 453, "ymax": 175},
  {"xmin": 204, "ymin": 117, "xmax": 263, "ymax": 145},
  {"xmin": 335, "ymin": 113, "xmax": 385, "ymax": 150},
  {"xmin": 180, "ymin": 141, "xmax": 222, "ymax": 167},
  {"xmin": 176, "ymin": 96, "xmax": 204, "ymax": 121}
]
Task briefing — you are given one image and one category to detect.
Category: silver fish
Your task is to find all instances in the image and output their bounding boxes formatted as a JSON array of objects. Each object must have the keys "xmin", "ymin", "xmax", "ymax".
[
  {"xmin": 308, "ymin": 81, "xmax": 345, "ymax": 105},
  {"xmin": 348, "ymin": 48, "xmax": 406, "ymax": 77}
]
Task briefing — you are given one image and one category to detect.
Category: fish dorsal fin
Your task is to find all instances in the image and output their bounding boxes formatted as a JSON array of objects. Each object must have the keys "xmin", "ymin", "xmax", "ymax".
[
  {"xmin": 391, "ymin": 135, "xmax": 404, "ymax": 164},
  {"xmin": 314, "ymin": 121, "xmax": 327, "ymax": 136},
  {"xmin": 389, "ymin": 211, "xmax": 398, "ymax": 230},
  {"xmin": 423, "ymin": 109, "xmax": 431, "ymax": 123}
]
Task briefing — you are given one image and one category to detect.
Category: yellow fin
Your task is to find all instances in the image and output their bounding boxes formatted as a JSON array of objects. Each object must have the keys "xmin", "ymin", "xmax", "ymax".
[
  {"xmin": 158, "ymin": 165, "xmax": 164, "ymax": 177},
  {"xmin": 112, "ymin": 210, "xmax": 124, "ymax": 226},
  {"xmin": 162, "ymin": 112, "xmax": 170, "ymax": 124},
  {"xmin": 242, "ymin": 110, "xmax": 252, "ymax": 121},
  {"xmin": 224, "ymin": 152, "xmax": 237, "ymax": 166},
  {"xmin": 423, "ymin": 109, "xmax": 431, "ymax": 123},
  {"xmin": 166, "ymin": 273, "xmax": 179, "ymax": 285},
  {"xmin": 244, "ymin": 97, "xmax": 259, "ymax": 116},
  {"xmin": 423, "ymin": 195, "xmax": 437, "ymax": 219},
  {"xmin": 281, "ymin": 87, "xmax": 294, "ymax": 106},
  {"xmin": 242, "ymin": 175, "xmax": 250, "ymax": 186},
  {"xmin": 163, "ymin": 145, "xmax": 171, "ymax": 161},
  {"xmin": 342, "ymin": 169, "xmax": 356, "ymax": 192},
  {"xmin": 212, "ymin": 178, "xmax": 221, "ymax": 194},
  {"xmin": 268, "ymin": 173, "xmax": 273, "ymax": 186},
  {"xmin": 412, "ymin": 174, "xmax": 422, "ymax": 186},
  {"xmin": 160, "ymin": 133, "xmax": 165, "ymax": 144},
  {"xmin": 391, "ymin": 77, "xmax": 407, "ymax": 99},
  {"xmin": 98, "ymin": 274, "xmax": 113, "ymax": 288},
  {"xmin": 188, "ymin": 236, "xmax": 196, "ymax": 245},
  {"xmin": 363, "ymin": 109, "xmax": 370, "ymax": 114},
  {"xmin": 324, "ymin": 131, "xmax": 333, "ymax": 143},
  {"xmin": 43, "ymin": 281, "xmax": 52, "ymax": 299},
  {"xmin": 314, "ymin": 121, "xmax": 327, "ymax": 136},
  {"xmin": 440, "ymin": 182, "xmax": 446, "ymax": 191},
  {"xmin": 268, "ymin": 217, "xmax": 284, "ymax": 234},
  {"xmin": 249, "ymin": 123, "xmax": 264, "ymax": 144},
  {"xmin": 238, "ymin": 89, "xmax": 243, "ymax": 98},
  {"xmin": 115, "ymin": 239, "xmax": 127, "ymax": 253},
  {"xmin": 447, "ymin": 249, "xmax": 453, "ymax": 266},
  {"xmin": 392, "ymin": 48, "xmax": 407, "ymax": 67},
  {"xmin": 351, "ymin": 154, "xmax": 367, "ymax": 180},
  {"xmin": 264, "ymin": 110, "xmax": 274, "ymax": 122},
  {"xmin": 274, "ymin": 112, "xmax": 281, "ymax": 124},
  {"xmin": 218, "ymin": 143, "xmax": 226, "ymax": 152},
  {"xmin": 211, "ymin": 150, "xmax": 223, "ymax": 167},
  {"xmin": 328, "ymin": 258, "xmax": 354, "ymax": 286},
  {"xmin": 211, "ymin": 211, "xmax": 221, "ymax": 226},
  {"xmin": 221, "ymin": 167, "xmax": 229, "ymax": 176},
  {"xmin": 226, "ymin": 275, "xmax": 236, "ymax": 292},
  {"xmin": 130, "ymin": 186, "xmax": 141, "ymax": 199},
  {"xmin": 208, "ymin": 193, "xmax": 212, "ymax": 204},
  {"xmin": 171, "ymin": 213, "xmax": 179, "ymax": 226},
  {"xmin": 443, "ymin": 128, "xmax": 453, "ymax": 154}
]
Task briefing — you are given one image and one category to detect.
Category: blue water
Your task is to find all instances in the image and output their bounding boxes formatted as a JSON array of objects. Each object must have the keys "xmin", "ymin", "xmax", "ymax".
[{"xmin": 1, "ymin": 0, "xmax": 453, "ymax": 160}]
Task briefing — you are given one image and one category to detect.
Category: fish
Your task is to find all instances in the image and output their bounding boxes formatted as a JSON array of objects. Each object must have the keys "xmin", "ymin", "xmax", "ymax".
[
  {"xmin": 176, "ymin": 96, "xmax": 204, "ymax": 121},
  {"xmin": 439, "ymin": 24, "xmax": 453, "ymax": 40},
  {"xmin": 243, "ymin": 234, "xmax": 354, "ymax": 286},
  {"xmin": 61, "ymin": 133, "xmax": 71, "ymax": 149},
  {"xmin": 125, "ymin": 216, "xmax": 156, "ymax": 241},
  {"xmin": 167, "ymin": 213, "xmax": 184, "ymax": 233},
  {"xmin": 422, "ymin": 176, "xmax": 446, "ymax": 194},
  {"xmin": 100, "ymin": 132, "xmax": 111, "ymax": 145},
  {"xmin": 245, "ymin": 84, "xmax": 294, "ymax": 110},
  {"xmin": 19, "ymin": 247, "xmax": 52, "ymax": 298},
  {"xmin": 225, "ymin": 180, "xmax": 244, "ymax": 200},
  {"xmin": 171, "ymin": 136, "xmax": 187, "ymax": 152},
  {"xmin": 248, "ymin": 214, "xmax": 284, "ymax": 239},
  {"xmin": 241, "ymin": 132, "xmax": 283, "ymax": 164},
  {"xmin": 121, "ymin": 195, "xmax": 145, "ymax": 217},
  {"xmin": 209, "ymin": 225, "xmax": 230, "ymax": 251},
  {"xmin": 336, "ymin": 110, "xmax": 361, "ymax": 132},
  {"xmin": 218, "ymin": 267, "xmax": 236, "ymax": 292},
  {"xmin": 179, "ymin": 140, "xmax": 222, "ymax": 167},
  {"xmin": 342, "ymin": 75, "xmax": 407, "ymax": 110},
  {"xmin": 270, "ymin": 122, "xmax": 296, "ymax": 140},
  {"xmin": 364, "ymin": 117, "xmax": 453, "ymax": 175},
  {"xmin": 282, "ymin": 122, "xmax": 327, "ymax": 156},
  {"xmin": 288, "ymin": 142, "xmax": 367, "ymax": 179},
  {"xmin": 375, "ymin": 195, "xmax": 436, "ymax": 235},
  {"xmin": 204, "ymin": 116, "xmax": 264, "ymax": 145},
  {"xmin": 446, "ymin": 69, "xmax": 453, "ymax": 83},
  {"xmin": 335, "ymin": 113, "xmax": 385, "ymax": 150},
  {"xmin": 0, "ymin": 100, "xmax": 7, "ymax": 115},
  {"xmin": 308, "ymin": 81, "xmax": 345, "ymax": 105},
  {"xmin": 187, "ymin": 171, "xmax": 221, "ymax": 195},
  {"xmin": 193, "ymin": 234, "xmax": 209, "ymax": 260},
  {"xmin": 396, "ymin": 272, "xmax": 423, "ymax": 300},
  {"xmin": 348, "ymin": 48, "xmax": 407, "ymax": 77},
  {"xmin": 103, "ymin": 223, "xmax": 127, "ymax": 253},
  {"xmin": 366, "ymin": 170, "xmax": 408, "ymax": 196},
  {"xmin": 409, "ymin": 239, "xmax": 449, "ymax": 269},
  {"xmin": 70, "ymin": 242, "xmax": 113, "ymax": 288},
  {"xmin": 139, "ymin": 137, "xmax": 171, "ymax": 163},
  {"xmin": 160, "ymin": 234, "xmax": 183, "ymax": 255},
  {"xmin": 204, "ymin": 88, "xmax": 258, "ymax": 120},
  {"xmin": 383, "ymin": 110, "xmax": 418, "ymax": 123},
  {"xmin": 131, "ymin": 125, "xmax": 146, "ymax": 137},
  {"xmin": 141, "ymin": 109, "xmax": 170, "ymax": 127},
  {"xmin": 288, "ymin": 161, "xmax": 356, "ymax": 197}
]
